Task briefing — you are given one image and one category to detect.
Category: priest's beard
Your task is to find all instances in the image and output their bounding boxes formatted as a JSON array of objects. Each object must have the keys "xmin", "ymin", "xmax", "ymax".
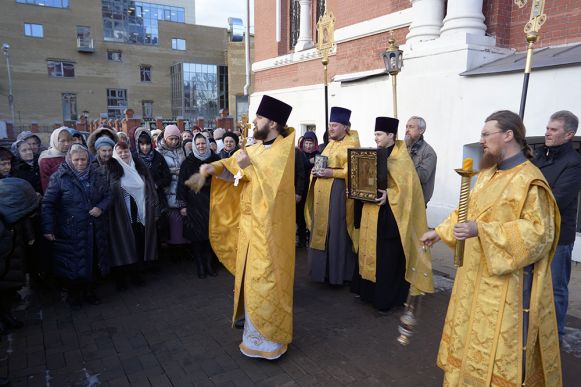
[
  {"xmin": 253, "ymin": 124, "xmax": 270, "ymax": 141},
  {"xmin": 479, "ymin": 149, "xmax": 504, "ymax": 169}
]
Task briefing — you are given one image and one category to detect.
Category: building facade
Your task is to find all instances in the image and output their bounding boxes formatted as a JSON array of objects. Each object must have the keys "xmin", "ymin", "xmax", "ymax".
[
  {"xmin": 251, "ymin": 0, "xmax": 581, "ymax": 258},
  {"xmin": 0, "ymin": 0, "xmax": 251, "ymax": 130}
]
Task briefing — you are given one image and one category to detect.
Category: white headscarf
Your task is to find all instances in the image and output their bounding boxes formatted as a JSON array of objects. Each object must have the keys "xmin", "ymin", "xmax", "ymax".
[
  {"xmin": 112, "ymin": 146, "xmax": 146, "ymax": 225},
  {"xmin": 38, "ymin": 127, "xmax": 70, "ymax": 162}
]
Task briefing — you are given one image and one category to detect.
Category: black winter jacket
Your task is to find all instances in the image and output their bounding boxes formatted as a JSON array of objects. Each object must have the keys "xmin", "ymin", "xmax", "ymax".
[
  {"xmin": 534, "ymin": 141, "xmax": 581, "ymax": 245},
  {"xmin": 41, "ymin": 163, "xmax": 111, "ymax": 280}
]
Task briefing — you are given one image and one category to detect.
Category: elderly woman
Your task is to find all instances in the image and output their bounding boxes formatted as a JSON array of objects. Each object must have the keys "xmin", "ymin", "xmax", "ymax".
[
  {"xmin": 106, "ymin": 142, "xmax": 158, "ymax": 289},
  {"xmin": 177, "ymin": 133, "xmax": 220, "ymax": 278},
  {"xmin": 39, "ymin": 127, "xmax": 73, "ymax": 192},
  {"xmin": 16, "ymin": 131, "xmax": 44, "ymax": 156},
  {"xmin": 87, "ymin": 127, "xmax": 117, "ymax": 156},
  {"xmin": 92, "ymin": 137, "xmax": 116, "ymax": 167},
  {"xmin": 218, "ymin": 132, "xmax": 239, "ymax": 159},
  {"xmin": 41, "ymin": 144, "xmax": 111, "ymax": 309},
  {"xmin": 156, "ymin": 125, "xmax": 189, "ymax": 247},
  {"xmin": 11, "ymin": 140, "xmax": 41, "ymax": 193}
]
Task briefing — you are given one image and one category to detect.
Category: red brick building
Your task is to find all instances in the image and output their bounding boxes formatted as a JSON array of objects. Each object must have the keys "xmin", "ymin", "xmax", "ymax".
[{"xmin": 249, "ymin": 0, "xmax": 581, "ymax": 237}]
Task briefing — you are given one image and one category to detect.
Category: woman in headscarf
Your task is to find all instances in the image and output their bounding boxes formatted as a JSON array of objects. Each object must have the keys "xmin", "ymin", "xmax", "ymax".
[
  {"xmin": 218, "ymin": 132, "xmax": 239, "ymax": 159},
  {"xmin": 297, "ymin": 131, "xmax": 321, "ymax": 247},
  {"xmin": 41, "ymin": 144, "xmax": 111, "ymax": 309},
  {"xmin": 106, "ymin": 142, "xmax": 159, "ymax": 290},
  {"xmin": 11, "ymin": 140, "xmax": 41, "ymax": 193},
  {"xmin": 134, "ymin": 128, "xmax": 171, "ymax": 208},
  {"xmin": 177, "ymin": 133, "xmax": 220, "ymax": 278},
  {"xmin": 38, "ymin": 127, "xmax": 73, "ymax": 192},
  {"xmin": 156, "ymin": 125, "xmax": 189, "ymax": 247},
  {"xmin": 16, "ymin": 131, "xmax": 44, "ymax": 156}
]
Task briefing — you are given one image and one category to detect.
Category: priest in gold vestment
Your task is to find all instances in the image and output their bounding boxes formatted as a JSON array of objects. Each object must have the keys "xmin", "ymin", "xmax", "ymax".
[
  {"xmin": 353, "ymin": 117, "xmax": 434, "ymax": 311},
  {"xmin": 198, "ymin": 95, "xmax": 295, "ymax": 360},
  {"xmin": 306, "ymin": 107, "xmax": 361, "ymax": 285},
  {"xmin": 422, "ymin": 111, "xmax": 562, "ymax": 386}
]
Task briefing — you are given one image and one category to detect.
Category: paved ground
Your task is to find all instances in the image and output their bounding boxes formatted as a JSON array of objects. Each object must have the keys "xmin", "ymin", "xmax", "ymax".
[{"xmin": 2, "ymin": 245, "xmax": 581, "ymax": 386}]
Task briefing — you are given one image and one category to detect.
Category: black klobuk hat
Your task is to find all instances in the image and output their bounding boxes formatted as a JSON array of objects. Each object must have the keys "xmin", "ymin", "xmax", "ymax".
[{"xmin": 255, "ymin": 95, "xmax": 293, "ymax": 126}]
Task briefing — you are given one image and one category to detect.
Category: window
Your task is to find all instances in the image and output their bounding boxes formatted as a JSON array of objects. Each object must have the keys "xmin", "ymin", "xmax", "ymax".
[
  {"xmin": 140, "ymin": 65, "xmax": 151, "ymax": 82},
  {"xmin": 24, "ymin": 23, "xmax": 43, "ymax": 38},
  {"xmin": 142, "ymin": 100, "xmax": 153, "ymax": 119},
  {"xmin": 17, "ymin": 0, "xmax": 69, "ymax": 8},
  {"xmin": 107, "ymin": 50, "xmax": 122, "ymax": 62},
  {"xmin": 171, "ymin": 63, "xmax": 228, "ymax": 123},
  {"xmin": 172, "ymin": 38, "xmax": 186, "ymax": 51},
  {"xmin": 107, "ymin": 89, "xmax": 128, "ymax": 119},
  {"xmin": 76, "ymin": 26, "xmax": 93, "ymax": 49},
  {"xmin": 289, "ymin": 0, "xmax": 300, "ymax": 49},
  {"xmin": 102, "ymin": 0, "xmax": 185, "ymax": 45},
  {"xmin": 62, "ymin": 93, "xmax": 77, "ymax": 121},
  {"xmin": 47, "ymin": 60, "xmax": 75, "ymax": 78}
]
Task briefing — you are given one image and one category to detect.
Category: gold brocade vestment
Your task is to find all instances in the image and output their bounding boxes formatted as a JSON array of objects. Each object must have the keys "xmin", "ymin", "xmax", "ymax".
[
  {"xmin": 208, "ymin": 130, "xmax": 296, "ymax": 345},
  {"xmin": 357, "ymin": 140, "xmax": 434, "ymax": 295},
  {"xmin": 436, "ymin": 161, "xmax": 562, "ymax": 387},
  {"xmin": 305, "ymin": 130, "xmax": 360, "ymax": 250}
]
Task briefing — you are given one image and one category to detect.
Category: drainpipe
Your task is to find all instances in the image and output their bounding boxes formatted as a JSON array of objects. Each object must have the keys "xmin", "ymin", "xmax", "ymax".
[{"xmin": 243, "ymin": 0, "xmax": 251, "ymax": 96}]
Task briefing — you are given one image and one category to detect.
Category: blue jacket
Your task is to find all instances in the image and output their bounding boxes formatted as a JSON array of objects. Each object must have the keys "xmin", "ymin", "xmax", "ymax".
[
  {"xmin": 41, "ymin": 163, "xmax": 111, "ymax": 280},
  {"xmin": 534, "ymin": 141, "xmax": 581, "ymax": 245}
]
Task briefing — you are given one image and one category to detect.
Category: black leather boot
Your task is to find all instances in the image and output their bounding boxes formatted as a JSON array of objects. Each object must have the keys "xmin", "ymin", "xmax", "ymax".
[
  {"xmin": 204, "ymin": 252, "xmax": 217, "ymax": 277},
  {"xmin": 196, "ymin": 257, "xmax": 207, "ymax": 279}
]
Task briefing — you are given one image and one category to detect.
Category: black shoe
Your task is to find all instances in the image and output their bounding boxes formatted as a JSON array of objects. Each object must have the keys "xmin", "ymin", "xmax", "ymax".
[
  {"xmin": 115, "ymin": 277, "xmax": 128, "ymax": 291},
  {"xmin": 234, "ymin": 317, "xmax": 245, "ymax": 329},
  {"xmin": 0, "ymin": 312, "xmax": 24, "ymax": 329},
  {"xmin": 131, "ymin": 274, "xmax": 146, "ymax": 287},
  {"xmin": 0, "ymin": 376, "xmax": 9, "ymax": 386},
  {"xmin": 196, "ymin": 258, "xmax": 207, "ymax": 279},
  {"xmin": 84, "ymin": 291, "xmax": 101, "ymax": 306},
  {"xmin": 67, "ymin": 293, "xmax": 82, "ymax": 311}
]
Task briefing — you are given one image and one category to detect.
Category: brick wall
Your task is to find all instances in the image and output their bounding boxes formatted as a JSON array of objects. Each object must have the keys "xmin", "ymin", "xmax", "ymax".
[
  {"xmin": 484, "ymin": 0, "xmax": 581, "ymax": 50},
  {"xmin": 254, "ymin": 27, "xmax": 408, "ymax": 92},
  {"xmin": 327, "ymin": 0, "xmax": 409, "ymax": 29}
]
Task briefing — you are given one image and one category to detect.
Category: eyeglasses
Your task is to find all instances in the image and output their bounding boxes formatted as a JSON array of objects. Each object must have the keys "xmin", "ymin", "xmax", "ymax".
[{"xmin": 480, "ymin": 130, "xmax": 504, "ymax": 139}]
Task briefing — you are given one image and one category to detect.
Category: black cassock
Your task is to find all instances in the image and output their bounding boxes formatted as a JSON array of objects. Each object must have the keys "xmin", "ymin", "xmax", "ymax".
[{"xmin": 351, "ymin": 146, "xmax": 410, "ymax": 311}]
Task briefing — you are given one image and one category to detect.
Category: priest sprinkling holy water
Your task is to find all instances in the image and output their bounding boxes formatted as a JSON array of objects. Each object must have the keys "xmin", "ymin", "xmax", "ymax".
[{"xmin": 187, "ymin": 95, "xmax": 296, "ymax": 360}]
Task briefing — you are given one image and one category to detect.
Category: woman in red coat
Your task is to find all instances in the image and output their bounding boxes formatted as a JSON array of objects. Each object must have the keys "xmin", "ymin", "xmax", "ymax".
[{"xmin": 39, "ymin": 127, "xmax": 73, "ymax": 192}]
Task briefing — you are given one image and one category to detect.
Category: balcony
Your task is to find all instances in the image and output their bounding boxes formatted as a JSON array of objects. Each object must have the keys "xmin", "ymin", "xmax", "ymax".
[{"xmin": 77, "ymin": 37, "xmax": 95, "ymax": 53}]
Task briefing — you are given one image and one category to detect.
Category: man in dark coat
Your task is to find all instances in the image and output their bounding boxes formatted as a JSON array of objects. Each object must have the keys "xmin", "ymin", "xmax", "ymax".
[
  {"xmin": 533, "ymin": 110, "xmax": 581, "ymax": 339},
  {"xmin": 42, "ymin": 145, "xmax": 111, "ymax": 309}
]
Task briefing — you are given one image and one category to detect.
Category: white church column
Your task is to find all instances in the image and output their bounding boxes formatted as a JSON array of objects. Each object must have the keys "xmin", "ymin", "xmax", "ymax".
[
  {"xmin": 294, "ymin": 0, "xmax": 314, "ymax": 51},
  {"xmin": 406, "ymin": 0, "xmax": 445, "ymax": 45},
  {"xmin": 440, "ymin": 0, "xmax": 487, "ymax": 38}
]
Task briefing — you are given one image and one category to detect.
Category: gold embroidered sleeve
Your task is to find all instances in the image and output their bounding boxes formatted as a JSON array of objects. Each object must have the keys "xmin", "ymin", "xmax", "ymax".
[
  {"xmin": 436, "ymin": 209, "xmax": 459, "ymax": 249},
  {"xmin": 478, "ymin": 185, "xmax": 556, "ymax": 276}
]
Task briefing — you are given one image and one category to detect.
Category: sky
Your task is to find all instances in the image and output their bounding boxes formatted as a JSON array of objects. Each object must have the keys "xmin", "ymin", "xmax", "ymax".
[{"xmin": 195, "ymin": 0, "xmax": 255, "ymax": 30}]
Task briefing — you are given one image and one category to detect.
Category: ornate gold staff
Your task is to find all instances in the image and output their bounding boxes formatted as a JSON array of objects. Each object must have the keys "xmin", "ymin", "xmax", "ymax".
[
  {"xmin": 233, "ymin": 113, "xmax": 251, "ymax": 186},
  {"xmin": 515, "ymin": 0, "xmax": 547, "ymax": 118},
  {"xmin": 454, "ymin": 158, "xmax": 478, "ymax": 267},
  {"xmin": 316, "ymin": 6, "xmax": 335, "ymax": 136}
]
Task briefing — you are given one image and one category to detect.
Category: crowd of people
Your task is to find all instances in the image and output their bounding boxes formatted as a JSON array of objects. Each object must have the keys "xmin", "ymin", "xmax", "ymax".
[
  {"xmin": 0, "ymin": 122, "xmax": 245, "ymax": 315},
  {"xmin": 1, "ymin": 98, "xmax": 580, "ymax": 384}
]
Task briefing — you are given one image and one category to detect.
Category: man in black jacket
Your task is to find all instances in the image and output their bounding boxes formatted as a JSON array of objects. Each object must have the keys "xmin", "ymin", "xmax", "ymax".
[{"xmin": 533, "ymin": 110, "xmax": 581, "ymax": 339}]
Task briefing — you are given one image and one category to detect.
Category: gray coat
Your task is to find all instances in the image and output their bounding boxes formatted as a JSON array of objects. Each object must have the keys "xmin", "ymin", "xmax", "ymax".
[{"xmin": 408, "ymin": 137, "xmax": 437, "ymax": 204}]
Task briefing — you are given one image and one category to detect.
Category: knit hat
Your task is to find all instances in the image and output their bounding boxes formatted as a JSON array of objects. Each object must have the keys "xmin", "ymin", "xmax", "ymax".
[
  {"xmin": 95, "ymin": 136, "xmax": 116, "ymax": 150},
  {"xmin": 164, "ymin": 125, "xmax": 181, "ymax": 139}
]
